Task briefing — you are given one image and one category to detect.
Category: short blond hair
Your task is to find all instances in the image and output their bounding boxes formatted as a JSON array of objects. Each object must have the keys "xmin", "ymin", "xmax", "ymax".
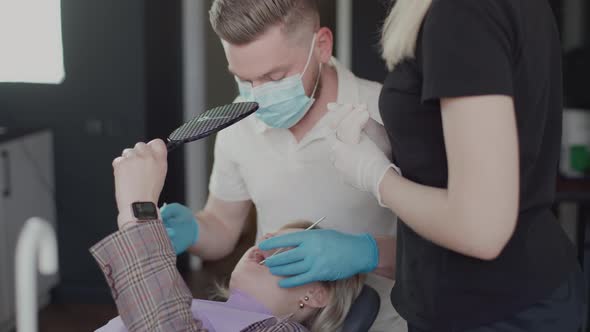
[{"xmin": 209, "ymin": 0, "xmax": 320, "ymax": 45}]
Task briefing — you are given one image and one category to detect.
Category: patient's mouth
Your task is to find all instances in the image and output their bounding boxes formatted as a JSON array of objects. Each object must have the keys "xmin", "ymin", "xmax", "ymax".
[{"xmin": 251, "ymin": 249, "xmax": 265, "ymax": 264}]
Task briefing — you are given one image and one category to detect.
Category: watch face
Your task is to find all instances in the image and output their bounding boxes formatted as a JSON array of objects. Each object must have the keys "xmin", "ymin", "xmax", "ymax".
[{"xmin": 132, "ymin": 202, "xmax": 158, "ymax": 220}]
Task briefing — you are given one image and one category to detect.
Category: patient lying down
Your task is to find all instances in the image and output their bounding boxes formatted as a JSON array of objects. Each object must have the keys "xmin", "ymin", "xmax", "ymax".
[{"xmin": 97, "ymin": 221, "xmax": 366, "ymax": 332}]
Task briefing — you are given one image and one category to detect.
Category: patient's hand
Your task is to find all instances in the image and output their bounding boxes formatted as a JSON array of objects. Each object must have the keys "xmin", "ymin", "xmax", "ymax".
[{"xmin": 112, "ymin": 139, "xmax": 168, "ymax": 227}]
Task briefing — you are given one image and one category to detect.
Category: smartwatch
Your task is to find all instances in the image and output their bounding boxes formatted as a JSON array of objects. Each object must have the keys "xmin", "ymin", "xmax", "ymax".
[{"xmin": 131, "ymin": 202, "xmax": 159, "ymax": 221}]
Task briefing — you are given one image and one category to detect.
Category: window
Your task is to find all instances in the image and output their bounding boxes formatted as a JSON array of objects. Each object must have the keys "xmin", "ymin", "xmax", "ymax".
[{"xmin": 0, "ymin": 0, "xmax": 65, "ymax": 84}]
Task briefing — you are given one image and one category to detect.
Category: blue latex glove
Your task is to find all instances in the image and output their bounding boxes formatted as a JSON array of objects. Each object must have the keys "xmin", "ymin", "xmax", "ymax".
[
  {"xmin": 258, "ymin": 229, "xmax": 379, "ymax": 288},
  {"xmin": 160, "ymin": 203, "xmax": 199, "ymax": 255}
]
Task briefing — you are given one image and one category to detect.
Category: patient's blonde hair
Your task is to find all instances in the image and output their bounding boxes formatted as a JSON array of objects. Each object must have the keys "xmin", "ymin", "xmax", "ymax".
[
  {"xmin": 213, "ymin": 220, "xmax": 366, "ymax": 332},
  {"xmin": 381, "ymin": 0, "xmax": 433, "ymax": 70},
  {"xmin": 209, "ymin": 0, "xmax": 320, "ymax": 45}
]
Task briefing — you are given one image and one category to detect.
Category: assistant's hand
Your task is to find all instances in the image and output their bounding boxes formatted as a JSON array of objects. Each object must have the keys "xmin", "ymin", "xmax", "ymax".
[
  {"xmin": 160, "ymin": 203, "xmax": 199, "ymax": 255},
  {"xmin": 258, "ymin": 229, "xmax": 379, "ymax": 288},
  {"xmin": 328, "ymin": 103, "xmax": 370, "ymax": 144},
  {"xmin": 327, "ymin": 104, "xmax": 399, "ymax": 206},
  {"xmin": 112, "ymin": 139, "xmax": 167, "ymax": 228}
]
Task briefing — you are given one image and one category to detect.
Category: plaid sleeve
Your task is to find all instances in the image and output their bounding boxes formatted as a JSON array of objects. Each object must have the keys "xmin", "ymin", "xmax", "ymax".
[{"xmin": 90, "ymin": 221, "xmax": 204, "ymax": 332}]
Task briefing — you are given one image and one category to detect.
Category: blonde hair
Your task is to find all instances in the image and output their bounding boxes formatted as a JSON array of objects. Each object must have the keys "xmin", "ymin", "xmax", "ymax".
[
  {"xmin": 209, "ymin": 0, "xmax": 320, "ymax": 45},
  {"xmin": 214, "ymin": 220, "xmax": 366, "ymax": 332},
  {"xmin": 381, "ymin": 0, "xmax": 433, "ymax": 70}
]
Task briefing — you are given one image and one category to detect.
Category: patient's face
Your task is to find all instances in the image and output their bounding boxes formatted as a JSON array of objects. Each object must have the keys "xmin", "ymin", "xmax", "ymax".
[{"xmin": 230, "ymin": 229, "xmax": 320, "ymax": 317}]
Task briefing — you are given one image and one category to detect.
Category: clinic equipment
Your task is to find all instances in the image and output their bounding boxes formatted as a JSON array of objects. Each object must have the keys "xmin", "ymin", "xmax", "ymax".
[
  {"xmin": 561, "ymin": 108, "xmax": 590, "ymax": 177},
  {"xmin": 166, "ymin": 102, "xmax": 258, "ymax": 151},
  {"xmin": 259, "ymin": 216, "xmax": 326, "ymax": 265},
  {"xmin": 15, "ymin": 217, "xmax": 59, "ymax": 332}
]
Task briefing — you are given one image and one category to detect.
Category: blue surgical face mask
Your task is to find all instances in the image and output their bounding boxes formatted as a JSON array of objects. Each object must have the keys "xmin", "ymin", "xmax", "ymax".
[{"xmin": 235, "ymin": 34, "xmax": 322, "ymax": 129}]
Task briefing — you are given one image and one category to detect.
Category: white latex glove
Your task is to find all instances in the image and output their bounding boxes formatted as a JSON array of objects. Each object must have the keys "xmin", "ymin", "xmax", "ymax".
[
  {"xmin": 328, "ymin": 105, "xmax": 399, "ymax": 206},
  {"xmin": 327, "ymin": 103, "xmax": 391, "ymax": 156},
  {"xmin": 329, "ymin": 103, "xmax": 370, "ymax": 143}
]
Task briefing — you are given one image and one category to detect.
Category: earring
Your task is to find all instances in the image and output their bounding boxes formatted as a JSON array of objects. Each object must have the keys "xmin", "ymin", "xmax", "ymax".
[
  {"xmin": 304, "ymin": 296, "xmax": 309, "ymax": 302},
  {"xmin": 299, "ymin": 302, "xmax": 305, "ymax": 309}
]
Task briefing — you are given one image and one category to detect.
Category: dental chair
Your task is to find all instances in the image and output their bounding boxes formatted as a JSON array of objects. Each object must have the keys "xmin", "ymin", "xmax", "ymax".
[{"xmin": 342, "ymin": 285, "xmax": 381, "ymax": 332}]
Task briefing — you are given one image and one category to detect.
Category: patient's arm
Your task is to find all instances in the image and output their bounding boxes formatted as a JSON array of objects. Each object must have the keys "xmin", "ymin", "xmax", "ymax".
[
  {"xmin": 189, "ymin": 194, "xmax": 253, "ymax": 260},
  {"xmin": 90, "ymin": 221, "xmax": 204, "ymax": 332}
]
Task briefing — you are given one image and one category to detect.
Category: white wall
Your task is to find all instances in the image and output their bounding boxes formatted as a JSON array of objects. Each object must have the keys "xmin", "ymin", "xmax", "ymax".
[
  {"xmin": 336, "ymin": 0, "xmax": 353, "ymax": 68},
  {"xmin": 182, "ymin": 0, "xmax": 207, "ymax": 270},
  {"xmin": 182, "ymin": 0, "xmax": 208, "ymax": 211}
]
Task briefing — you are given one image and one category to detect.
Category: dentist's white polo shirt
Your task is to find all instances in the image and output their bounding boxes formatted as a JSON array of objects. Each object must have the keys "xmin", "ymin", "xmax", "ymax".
[{"xmin": 208, "ymin": 58, "xmax": 406, "ymax": 332}]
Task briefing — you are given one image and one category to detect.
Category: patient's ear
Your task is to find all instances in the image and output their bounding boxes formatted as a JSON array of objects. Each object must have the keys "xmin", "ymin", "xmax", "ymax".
[{"xmin": 303, "ymin": 284, "xmax": 330, "ymax": 309}]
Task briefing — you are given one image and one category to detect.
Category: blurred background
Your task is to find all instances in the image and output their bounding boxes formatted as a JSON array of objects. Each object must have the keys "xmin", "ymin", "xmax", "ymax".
[{"xmin": 0, "ymin": 0, "xmax": 589, "ymax": 331}]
